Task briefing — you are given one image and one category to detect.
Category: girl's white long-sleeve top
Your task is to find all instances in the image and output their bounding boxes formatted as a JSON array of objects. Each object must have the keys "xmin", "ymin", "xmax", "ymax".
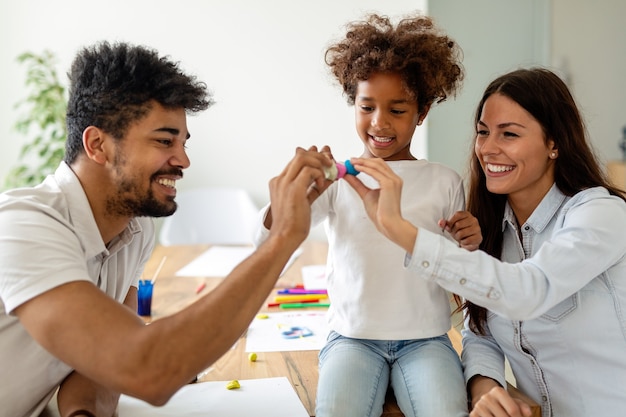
[{"xmin": 254, "ymin": 160, "xmax": 465, "ymax": 340}]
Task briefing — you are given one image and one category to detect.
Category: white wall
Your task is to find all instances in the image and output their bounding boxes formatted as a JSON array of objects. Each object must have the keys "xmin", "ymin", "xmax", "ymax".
[
  {"xmin": 0, "ymin": 0, "xmax": 427, "ymax": 243},
  {"xmin": 552, "ymin": 0, "xmax": 626, "ymax": 166},
  {"xmin": 428, "ymin": 0, "xmax": 550, "ymax": 177},
  {"xmin": 3, "ymin": 1, "xmax": 624, "ymax": 240},
  {"xmin": 428, "ymin": 0, "xmax": 626, "ymax": 177}
]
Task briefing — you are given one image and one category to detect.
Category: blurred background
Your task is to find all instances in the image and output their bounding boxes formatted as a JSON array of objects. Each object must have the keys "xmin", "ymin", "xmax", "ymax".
[{"xmin": 1, "ymin": 0, "xmax": 624, "ymax": 240}]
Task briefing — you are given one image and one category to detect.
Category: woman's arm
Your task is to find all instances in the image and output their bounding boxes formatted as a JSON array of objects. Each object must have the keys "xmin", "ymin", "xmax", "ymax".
[
  {"xmin": 342, "ymin": 159, "xmax": 418, "ymax": 252},
  {"xmin": 344, "ymin": 157, "xmax": 626, "ymax": 319},
  {"xmin": 468, "ymin": 376, "xmax": 532, "ymax": 417},
  {"xmin": 343, "ymin": 157, "xmax": 482, "ymax": 251},
  {"xmin": 462, "ymin": 319, "xmax": 533, "ymax": 417}
]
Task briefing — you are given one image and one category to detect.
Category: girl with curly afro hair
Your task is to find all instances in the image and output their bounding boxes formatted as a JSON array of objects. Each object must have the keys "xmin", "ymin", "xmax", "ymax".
[
  {"xmin": 312, "ymin": 12, "xmax": 477, "ymax": 417},
  {"xmin": 326, "ymin": 13, "xmax": 463, "ymax": 119}
]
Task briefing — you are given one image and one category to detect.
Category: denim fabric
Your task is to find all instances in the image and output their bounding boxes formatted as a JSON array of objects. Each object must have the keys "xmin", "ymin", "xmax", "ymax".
[
  {"xmin": 409, "ymin": 185, "xmax": 626, "ymax": 416},
  {"xmin": 315, "ymin": 331, "xmax": 468, "ymax": 417}
]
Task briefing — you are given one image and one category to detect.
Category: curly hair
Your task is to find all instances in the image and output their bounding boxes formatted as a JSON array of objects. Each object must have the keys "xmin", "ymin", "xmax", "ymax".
[
  {"xmin": 325, "ymin": 13, "xmax": 464, "ymax": 114},
  {"xmin": 64, "ymin": 41, "xmax": 213, "ymax": 164}
]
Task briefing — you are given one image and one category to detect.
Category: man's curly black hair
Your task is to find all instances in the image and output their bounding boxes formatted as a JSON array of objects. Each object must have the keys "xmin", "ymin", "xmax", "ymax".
[{"xmin": 64, "ymin": 41, "xmax": 213, "ymax": 164}]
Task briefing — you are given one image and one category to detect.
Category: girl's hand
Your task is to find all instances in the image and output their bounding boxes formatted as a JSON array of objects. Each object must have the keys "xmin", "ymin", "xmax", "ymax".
[{"xmin": 439, "ymin": 211, "xmax": 483, "ymax": 251}]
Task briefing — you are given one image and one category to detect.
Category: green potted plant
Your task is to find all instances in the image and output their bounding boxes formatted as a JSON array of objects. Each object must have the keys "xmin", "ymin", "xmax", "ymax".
[{"xmin": 4, "ymin": 50, "xmax": 67, "ymax": 190}]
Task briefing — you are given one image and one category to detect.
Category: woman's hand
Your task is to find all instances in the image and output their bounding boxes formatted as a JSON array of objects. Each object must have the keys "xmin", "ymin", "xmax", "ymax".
[
  {"xmin": 343, "ymin": 157, "xmax": 417, "ymax": 253},
  {"xmin": 470, "ymin": 382, "xmax": 532, "ymax": 417}
]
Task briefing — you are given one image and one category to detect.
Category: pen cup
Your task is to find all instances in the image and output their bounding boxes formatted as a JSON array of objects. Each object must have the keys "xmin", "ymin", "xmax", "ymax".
[{"xmin": 137, "ymin": 280, "xmax": 154, "ymax": 316}]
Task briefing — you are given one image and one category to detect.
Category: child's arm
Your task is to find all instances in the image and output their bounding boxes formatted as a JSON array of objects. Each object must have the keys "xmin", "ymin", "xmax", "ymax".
[{"xmin": 438, "ymin": 211, "xmax": 482, "ymax": 251}]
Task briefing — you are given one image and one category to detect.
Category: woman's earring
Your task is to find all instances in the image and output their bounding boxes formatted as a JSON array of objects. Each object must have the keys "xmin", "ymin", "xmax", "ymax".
[{"xmin": 550, "ymin": 152, "xmax": 557, "ymax": 159}]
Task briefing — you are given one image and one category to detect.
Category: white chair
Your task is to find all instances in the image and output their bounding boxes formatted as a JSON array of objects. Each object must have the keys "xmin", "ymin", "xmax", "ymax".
[{"xmin": 159, "ymin": 187, "xmax": 260, "ymax": 246}]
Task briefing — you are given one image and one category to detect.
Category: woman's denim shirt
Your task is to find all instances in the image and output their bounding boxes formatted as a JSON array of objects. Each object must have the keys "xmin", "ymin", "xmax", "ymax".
[{"xmin": 407, "ymin": 184, "xmax": 626, "ymax": 417}]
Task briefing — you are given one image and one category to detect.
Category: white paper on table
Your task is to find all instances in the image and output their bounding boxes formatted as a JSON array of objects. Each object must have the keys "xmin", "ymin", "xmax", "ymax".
[
  {"xmin": 117, "ymin": 377, "xmax": 308, "ymax": 417},
  {"xmin": 175, "ymin": 246, "xmax": 254, "ymax": 277},
  {"xmin": 175, "ymin": 246, "xmax": 302, "ymax": 277},
  {"xmin": 301, "ymin": 264, "xmax": 327, "ymax": 290},
  {"xmin": 246, "ymin": 311, "xmax": 329, "ymax": 352}
]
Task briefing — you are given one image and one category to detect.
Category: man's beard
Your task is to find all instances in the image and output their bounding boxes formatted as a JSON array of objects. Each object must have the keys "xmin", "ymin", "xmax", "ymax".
[
  {"xmin": 108, "ymin": 187, "xmax": 178, "ymax": 218},
  {"xmin": 107, "ymin": 174, "xmax": 179, "ymax": 218},
  {"xmin": 108, "ymin": 150, "xmax": 182, "ymax": 218}
]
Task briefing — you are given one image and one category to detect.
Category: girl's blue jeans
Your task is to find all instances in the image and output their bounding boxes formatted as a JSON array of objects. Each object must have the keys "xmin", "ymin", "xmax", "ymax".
[{"xmin": 315, "ymin": 331, "xmax": 468, "ymax": 417}]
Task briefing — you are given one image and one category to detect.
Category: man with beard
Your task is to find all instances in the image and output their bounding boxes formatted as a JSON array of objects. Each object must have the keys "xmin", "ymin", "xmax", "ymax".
[{"xmin": 0, "ymin": 41, "xmax": 331, "ymax": 417}]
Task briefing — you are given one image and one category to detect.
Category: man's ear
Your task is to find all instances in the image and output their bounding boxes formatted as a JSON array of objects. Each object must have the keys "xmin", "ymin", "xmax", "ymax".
[{"xmin": 82, "ymin": 126, "xmax": 109, "ymax": 165}]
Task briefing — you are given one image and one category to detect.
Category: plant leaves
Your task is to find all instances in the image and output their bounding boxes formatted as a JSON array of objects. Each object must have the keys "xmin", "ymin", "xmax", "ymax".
[{"xmin": 4, "ymin": 50, "xmax": 67, "ymax": 190}]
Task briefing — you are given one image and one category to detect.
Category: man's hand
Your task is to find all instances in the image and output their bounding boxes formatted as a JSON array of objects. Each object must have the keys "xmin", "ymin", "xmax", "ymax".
[
  {"xmin": 439, "ymin": 211, "xmax": 483, "ymax": 251},
  {"xmin": 266, "ymin": 146, "xmax": 333, "ymax": 245}
]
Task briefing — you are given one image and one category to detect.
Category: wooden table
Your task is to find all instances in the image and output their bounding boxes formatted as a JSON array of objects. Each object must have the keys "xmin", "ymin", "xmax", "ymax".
[
  {"xmin": 145, "ymin": 241, "xmax": 326, "ymax": 416},
  {"xmin": 42, "ymin": 240, "xmax": 538, "ymax": 416},
  {"xmin": 141, "ymin": 241, "xmax": 540, "ymax": 417},
  {"xmin": 145, "ymin": 241, "xmax": 415, "ymax": 416}
]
